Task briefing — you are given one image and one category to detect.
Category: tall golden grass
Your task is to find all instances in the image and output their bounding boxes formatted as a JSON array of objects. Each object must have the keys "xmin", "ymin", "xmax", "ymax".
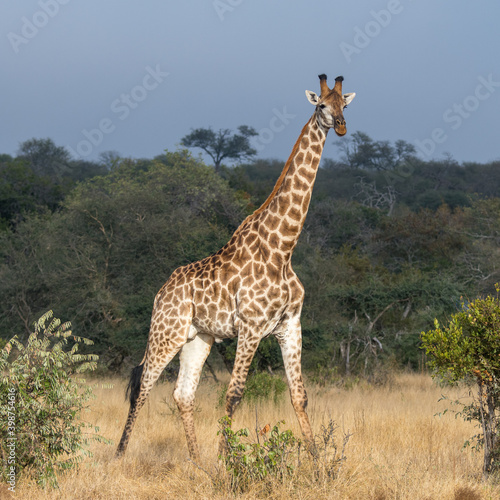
[{"xmin": 9, "ymin": 372, "xmax": 499, "ymax": 499}]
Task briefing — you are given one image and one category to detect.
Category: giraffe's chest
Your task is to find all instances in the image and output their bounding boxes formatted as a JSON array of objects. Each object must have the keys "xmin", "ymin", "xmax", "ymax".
[{"xmin": 191, "ymin": 276, "xmax": 296, "ymax": 341}]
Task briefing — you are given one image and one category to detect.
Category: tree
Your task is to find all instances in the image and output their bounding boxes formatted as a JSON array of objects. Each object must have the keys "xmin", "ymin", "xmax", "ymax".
[
  {"xmin": 334, "ymin": 131, "xmax": 416, "ymax": 171},
  {"xmin": 461, "ymin": 199, "xmax": 500, "ymax": 293},
  {"xmin": 421, "ymin": 284, "xmax": 500, "ymax": 478},
  {"xmin": 370, "ymin": 205, "xmax": 467, "ymax": 272},
  {"xmin": 98, "ymin": 150, "xmax": 121, "ymax": 171},
  {"xmin": 17, "ymin": 138, "xmax": 72, "ymax": 180},
  {"xmin": 226, "ymin": 158, "xmax": 284, "ymax": 207},
  {"xmin": 0, "ymin": 158, "xmax": 66, "ymax": 227},
  {"xmin": 354, "ymin": 178, "xmax": 397, "ymax": 216},
  {"xmin": 181, "ymin": 125, "xmax": 257, "ymax": 173}
]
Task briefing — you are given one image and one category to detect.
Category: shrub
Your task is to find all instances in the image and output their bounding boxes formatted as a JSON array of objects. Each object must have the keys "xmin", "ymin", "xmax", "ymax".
[
  {"xmin": 244, "ymin": 372, "xmax": 287, "ymax": 404},
  {"xmin": 0, "ymin": 311, "xmax": 110, "ymax": 489},
  {"xmin": 215, "ymin": 417, "xmax": 351, "ymax": 493},
  {"xmin": 421, "ymin": 284, "xmax": 500, "ymax": 477},
  {"xmin": 217, "ymin": 416, "xmax": 299, "ymax": 492},
  {"xmin": 316, "ymin": 419, "xmax": 352, "ymax": 480}
]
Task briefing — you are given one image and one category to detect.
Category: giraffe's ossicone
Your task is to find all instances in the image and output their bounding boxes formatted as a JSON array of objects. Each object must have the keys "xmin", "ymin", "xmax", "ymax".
[{"xmin": 116, "ymin": 74, "xmax": 356, "ymax": 462}]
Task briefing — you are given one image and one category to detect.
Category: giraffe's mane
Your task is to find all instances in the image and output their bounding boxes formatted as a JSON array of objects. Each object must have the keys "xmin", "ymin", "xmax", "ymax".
[
  {"xmin": 228, "ymin": 114, "xmax": 316, "ymax": 241},
  {"xmin": 254, "ymin": 116, "xmax": 313, "ymax": 217},
  {"xmin": 237, "ymin": 115, "xmax": 314, "ymax": 228}
]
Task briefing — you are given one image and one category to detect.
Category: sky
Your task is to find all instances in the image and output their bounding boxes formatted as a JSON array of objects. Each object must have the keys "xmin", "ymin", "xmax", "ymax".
[{"xmin": 2, "ymin": 1, "xmax": 500, "ymax": 166}]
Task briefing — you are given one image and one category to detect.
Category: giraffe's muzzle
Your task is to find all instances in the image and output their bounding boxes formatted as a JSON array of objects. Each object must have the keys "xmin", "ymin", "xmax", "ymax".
[{"xmin": 334, "ymin": 118, "xmax": 347, "ymax": 136}]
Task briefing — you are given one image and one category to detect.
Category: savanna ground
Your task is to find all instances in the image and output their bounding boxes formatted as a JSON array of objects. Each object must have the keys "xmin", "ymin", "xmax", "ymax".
[{"xmin": 6, "ymin": 372, "xmax": 500, "ymax": 499}]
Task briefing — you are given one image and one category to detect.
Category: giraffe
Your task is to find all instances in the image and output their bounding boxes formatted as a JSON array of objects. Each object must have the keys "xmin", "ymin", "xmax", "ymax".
[{"xmin": 115, "ymin": 74, "xmax": 356, "ymax": 461}]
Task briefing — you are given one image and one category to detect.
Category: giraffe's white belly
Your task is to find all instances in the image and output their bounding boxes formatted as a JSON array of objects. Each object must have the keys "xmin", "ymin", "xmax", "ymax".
[
  {"xmin": 190, "ymin": 313, "xmax": 240, "ymax": 342},
  {"xmin": 190, "ymin": 302, "xmax": 288, "ymax": 344},
  {"xmin": 187, "ymin": 323, "xmax": 235, "ymax": 343}
]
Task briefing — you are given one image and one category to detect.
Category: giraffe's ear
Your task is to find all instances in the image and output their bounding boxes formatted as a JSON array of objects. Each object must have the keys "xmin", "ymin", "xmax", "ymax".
[
  {"xmin": 343, "ymin": 93, "xmax": 356, "ymax": 106},
  {"xmin": 305, "ymin": 90, "xmax": 319, "ymax": 105}
]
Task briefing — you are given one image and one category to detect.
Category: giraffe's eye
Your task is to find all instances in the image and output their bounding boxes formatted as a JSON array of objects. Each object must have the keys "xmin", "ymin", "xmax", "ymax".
[{"xmin": 319, "ymin": 104, "xmax": 326, "ymax": 109}]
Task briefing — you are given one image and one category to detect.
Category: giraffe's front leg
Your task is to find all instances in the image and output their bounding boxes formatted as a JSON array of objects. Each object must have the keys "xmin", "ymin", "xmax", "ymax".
[
  {"xmin": 276, "ymin": 315, "xmax": 316, "ymax": 456},
  {"xmin": 219, "ymin": 329, "xmax": 261, "ymax": 456},
  {"xmin": 173, "ymin": 332, "xmax": 214, "ymax": 462}
]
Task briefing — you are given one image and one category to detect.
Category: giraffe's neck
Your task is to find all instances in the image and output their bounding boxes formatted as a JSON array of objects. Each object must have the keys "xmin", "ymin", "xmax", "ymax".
[{"xmin": 251, "ymin": 114, "xmax": 327, "ymax": 257}]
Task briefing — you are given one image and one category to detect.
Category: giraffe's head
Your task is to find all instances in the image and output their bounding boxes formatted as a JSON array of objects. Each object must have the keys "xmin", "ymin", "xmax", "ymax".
[{"xmin": 305, "ymin": 74, "xmax": 355, "ymax": 136}]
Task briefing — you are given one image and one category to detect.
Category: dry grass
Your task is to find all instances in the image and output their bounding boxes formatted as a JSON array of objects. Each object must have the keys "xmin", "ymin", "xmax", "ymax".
[{"xmin": 12, "ymin": 372, "xmax": 500, "ymax": 499}]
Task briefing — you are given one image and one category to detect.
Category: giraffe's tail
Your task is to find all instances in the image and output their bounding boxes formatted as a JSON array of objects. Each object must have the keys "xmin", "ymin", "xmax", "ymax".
[{"xmin": 125, "ymin": 363, "xmax": 144, "ymax": 407}]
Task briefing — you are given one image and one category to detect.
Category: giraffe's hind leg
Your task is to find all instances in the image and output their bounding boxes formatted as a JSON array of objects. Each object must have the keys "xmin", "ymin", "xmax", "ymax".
[
  {"xmin": 276, "ymin": 315, "xmax": 316, "ymax": 455},
  {"xmin": 115, "ymin": 334, "xmax": 185, "ymax": 458},
  {"xmin": 173, "ymin": 332, "xmax": 214, "ymax": 461}
]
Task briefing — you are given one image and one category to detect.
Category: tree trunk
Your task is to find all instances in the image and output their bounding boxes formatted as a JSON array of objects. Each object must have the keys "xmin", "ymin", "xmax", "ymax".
[
  {"xmin": 479, "ymin": 380, "xmax": 499, "ymax": 478},
  {"xmin": 340, "ymin": 340, "xmax": 351, "ymax": 377}
]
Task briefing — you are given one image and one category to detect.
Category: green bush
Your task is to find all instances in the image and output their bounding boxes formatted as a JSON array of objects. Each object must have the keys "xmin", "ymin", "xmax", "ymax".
[
  {"xmin": 244, "ymin": 372, "xmax": 287, "ymax": 404},
  {"xmin": 216, "ymin": 417, "xmax": 351, "ymax": 492},
  {"xmin": 217, "ymin": 417, "xmax": 299, "ymax": 492},
  {"xmin": 0, "ymin": 311, "xmax": 110, "ymax": 489}
]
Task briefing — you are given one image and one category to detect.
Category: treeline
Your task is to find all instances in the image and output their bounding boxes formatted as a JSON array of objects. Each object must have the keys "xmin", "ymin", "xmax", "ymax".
[{"xmin": 1, "ymin": 136, "xmax": 499, "ymax": 380}]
